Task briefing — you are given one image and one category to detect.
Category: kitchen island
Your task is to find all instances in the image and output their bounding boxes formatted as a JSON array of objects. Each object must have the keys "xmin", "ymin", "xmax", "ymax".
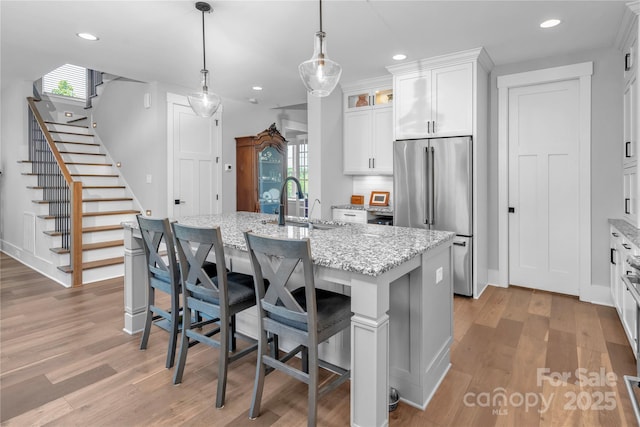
[{"xmin": 123, "ymin": 212, "xmax": 454, "ymax": 427}]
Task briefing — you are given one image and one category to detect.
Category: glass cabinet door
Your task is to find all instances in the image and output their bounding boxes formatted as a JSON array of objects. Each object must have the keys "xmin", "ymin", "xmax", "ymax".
[{"xmin": 257, "ymin": 146, "xmax": 284, "ymax": 214}]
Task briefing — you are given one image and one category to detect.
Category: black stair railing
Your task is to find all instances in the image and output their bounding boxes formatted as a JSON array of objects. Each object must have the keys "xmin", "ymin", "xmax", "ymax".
[{"xmin": 27, "ymin": 97, "xmax": 83, "ymax": 287}]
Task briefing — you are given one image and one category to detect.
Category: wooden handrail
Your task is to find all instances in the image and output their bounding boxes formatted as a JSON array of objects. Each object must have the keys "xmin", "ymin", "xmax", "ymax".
[{"xmin": 26, "ymin": 97, "xmax": 83, "ymax": 287}]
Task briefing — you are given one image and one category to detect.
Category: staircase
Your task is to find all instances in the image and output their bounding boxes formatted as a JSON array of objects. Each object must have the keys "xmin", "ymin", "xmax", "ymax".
[{"xmin": 20, "ymin": 99, "xmax": 140, "ymax": 285}]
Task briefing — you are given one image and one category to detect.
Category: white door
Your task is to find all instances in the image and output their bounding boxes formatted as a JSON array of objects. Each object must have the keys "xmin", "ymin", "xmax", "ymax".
[
  {"xmin": 169, "ymin": 98, "xmax": 220, "ymax": 217},
  {"xmin": 508, "ymin": 79, "xmax": 580, "ymax": 295},
  {"xmin": 372, "ymin": 107, "xmax": 393, "ymax": 173}
]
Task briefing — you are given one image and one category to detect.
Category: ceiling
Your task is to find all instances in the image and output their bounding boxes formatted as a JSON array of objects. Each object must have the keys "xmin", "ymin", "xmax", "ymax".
[{"xmin": 1, "ymin": 1, "xmax": 630, "ymax": 109}]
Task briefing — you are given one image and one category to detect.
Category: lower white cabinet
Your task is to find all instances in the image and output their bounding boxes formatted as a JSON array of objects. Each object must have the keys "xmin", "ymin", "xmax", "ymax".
[
  {"xmin": 610, "ymin": 223, "xmax": 638, "ymax": 355},
  {"xmin": 332, "ymin": 209, "xmax": 371, "ymax": 224}
]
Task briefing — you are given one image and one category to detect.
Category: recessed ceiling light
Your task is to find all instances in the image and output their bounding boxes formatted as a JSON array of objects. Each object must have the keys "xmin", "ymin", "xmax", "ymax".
[
  {"xmin": 392, "ymin": 54, "xmax": 407, "ymax": 61},
  {"xmin": 540, "ymin": 19, "xmax": 561, "ymax": 29},
  {"xmin": 77, "ymin": 32, "xmax": 99, "ymax": 41},
  {"xmin": 252, "ymin": 86, "xmax": 263, "ymax": 91}
]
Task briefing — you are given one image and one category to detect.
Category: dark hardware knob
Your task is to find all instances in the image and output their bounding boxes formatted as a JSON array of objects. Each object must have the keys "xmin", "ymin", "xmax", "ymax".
[
  {"xmin": 611, "ymin": 248, "xmax": 617, "ymax": 265},
  {"xmin": 626, "ymin": 141, "xmax": 632, "ymax": 158},
  {"xmin": 508, "ymin": 207, "xmax": 515, "ymax": 213},
  {"xmin": 625, "ymin": 198, "xmax": 631, "ymax": 214},
  {"xmin": 453, "ymin": 241, "xmax": 467, "ymax": 247}
]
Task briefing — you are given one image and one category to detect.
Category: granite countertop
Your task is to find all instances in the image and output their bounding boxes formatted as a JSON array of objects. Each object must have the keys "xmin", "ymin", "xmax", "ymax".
[
  {"xmin": 124, "ymin": 212, "xmax": 453, "ymax": 277},
  {"xmin": 609, "ymin": 219, "xmax": 640, "ymax": 248},
  {"xmin": 332, "ymin": 204, "xmax": 394, "ymax": 215}
]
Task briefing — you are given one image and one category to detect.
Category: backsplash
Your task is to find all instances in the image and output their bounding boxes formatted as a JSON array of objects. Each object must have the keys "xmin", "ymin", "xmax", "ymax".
[{"xmin": 352, "ymin": 176, "xmax": 393, "ymax": 205}]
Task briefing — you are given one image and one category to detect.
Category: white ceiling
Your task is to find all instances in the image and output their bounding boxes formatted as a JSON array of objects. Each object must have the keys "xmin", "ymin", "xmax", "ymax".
[{"xmin": 0, "ymin": 1, "xmax": 630, "ymax": 108}]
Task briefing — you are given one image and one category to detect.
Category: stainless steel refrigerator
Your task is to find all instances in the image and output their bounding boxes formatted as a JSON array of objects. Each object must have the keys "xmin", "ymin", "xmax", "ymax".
[{"xmin": 393, "ymin": 136, "xmax": 473, "ymax": 296}]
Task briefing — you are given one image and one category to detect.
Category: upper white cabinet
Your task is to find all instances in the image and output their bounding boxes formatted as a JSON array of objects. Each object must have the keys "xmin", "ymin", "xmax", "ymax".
[
  {"xmin": 619, "ymin": 4, "xmax": 640, "ymax": 226},
  {"xmin": 342, "ymin": 77, "xmax": 394, "ymax": 175},
  {"xmin": 393, "ymin": 62, "xmax": 473, "ymax": 140}
]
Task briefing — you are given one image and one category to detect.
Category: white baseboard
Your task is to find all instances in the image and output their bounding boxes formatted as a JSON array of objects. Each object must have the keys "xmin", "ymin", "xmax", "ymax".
[
  {"xmin": 581, "ymin": 283, "xmax": 614, "ymax": 307},
  {"xmin": 1, "ymin": 240, "xmax": 71, "ymax": 287}
]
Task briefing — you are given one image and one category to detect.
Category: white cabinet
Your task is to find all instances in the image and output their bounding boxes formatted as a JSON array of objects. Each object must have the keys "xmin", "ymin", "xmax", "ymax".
[
  {"xmin": 392, "ymin": 62, "xmax": 472, "ymax": 140},
  {"xmin": 342, "ymin": 77, "xmax": 394, "ymax": 175},
  {"xmin": 332, "ymin": 208, "xmax": 370, "ymax": 224},
  {"xmin": 620, "ymin": 8, "xmax": 640, "ymax": 227},
  {"xmin": 610, "ymin": 223, "xmax": 638, "ymax": 355}
]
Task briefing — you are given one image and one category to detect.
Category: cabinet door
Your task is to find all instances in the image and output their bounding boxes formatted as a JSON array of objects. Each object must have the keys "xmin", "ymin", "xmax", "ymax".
[
  {"xmin": 610, "ymin": 230, "xmax": 620, "ymax": 313},
  {"xmin": 394, "ymin": 72, "xmax": 430, "ymax": 140},
  {"xmin": 431, "ymin": 62, "xmax": 473, "ymax": 137},
  {"xmin": 343, "ymin": 110, "xmax": 372, "ymax": 174},
  {"xmin": 371, "ymin": 107, "xmax": 394, "ymax": 174},
  {"xmin": 624, "ymin": 167, "xmax": 637, "ymax": 225},
  {"xmin": 624, "ymin": 79, "xmax": 636, "ymax": 165}
]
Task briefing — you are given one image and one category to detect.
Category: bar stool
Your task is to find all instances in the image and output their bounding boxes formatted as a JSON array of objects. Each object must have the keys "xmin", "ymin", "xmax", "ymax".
[
  {"xmin": 171, "ymin": 223, "xmax": 258, "ymax": 408},
  {"xmin": 136, "ymin": 215, "xmax": 219, "ymax": 369},
  {"xmin": 244, "ymin": 231, "xmax": 351, "ymax": 426}
]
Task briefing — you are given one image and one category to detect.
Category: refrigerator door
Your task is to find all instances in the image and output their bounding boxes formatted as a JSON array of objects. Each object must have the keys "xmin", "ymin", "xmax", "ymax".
[
  {"xmin": 393, "ymin": 139, "xmax": 430, "ymax": 229},
  {"xmin": 430, "ymin": 136, "xmax": 472, "ymax": 236},
  {"xmin": 453, "ymin": 236, "xmax": 473, "ymax": 296}
]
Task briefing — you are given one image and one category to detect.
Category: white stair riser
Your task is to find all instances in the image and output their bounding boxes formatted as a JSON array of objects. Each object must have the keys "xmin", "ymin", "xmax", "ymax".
[
  {"xmin": 83, "ymin": 245, "xmax": 125, "ymax": 262},
  {"xmin": 83, "ymin": 200, "xmax": 134, "ymax": 211},
  {"xmin": 73, "ymin": 176, "xmax": 121, "ymax": 187},
  {"xmin": 67, "ymin": 164, "xmax": 114, "ymax": 174},
  {"xmin": 55, "ymin": 142, "xmax": 101, "ymax": 154},
  {"xmin": 83, "ymin": 229, "xmax": 124, "ymax": 244},
  {"xmin": 82, "ymin": 213, "xmax": 138, "ymax": 228},
  {"xmin": 83, "ymin": 263, "xmax": 124, "ymax": 284},
  {"xmin": 47, "ymin": 124, "xmax": 91, "ymax": 135},
  {"xmin": 60, "ymin": 153, "xmax": 107, "ymax": 163},
  {"xmin": 51, "ymin": 133, "xmax": 95, "ymax": 144},
  {"xmin": 83, "ymin": 188, "xmax": 127, "ymax": 199}
]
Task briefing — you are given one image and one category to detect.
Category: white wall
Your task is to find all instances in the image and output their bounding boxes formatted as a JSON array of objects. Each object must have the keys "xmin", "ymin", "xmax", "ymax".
[
  {"xmin": 488, "ymin": 46, "xmax": 624, "ymax": 289},
  {"xmin": 308, "ymin": 88, "xmax": 353, "ymax": 219},
  {"xmin": 352, "ymin": 176, "xmax": 393, "ymax": 206}
]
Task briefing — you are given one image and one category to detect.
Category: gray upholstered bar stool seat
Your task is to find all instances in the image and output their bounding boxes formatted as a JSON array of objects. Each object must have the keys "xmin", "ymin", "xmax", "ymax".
[
  {"xmin": 244, "ymin": 231, "xmax": 351, "ymax": 426},
  {"xmin": 171, "ymin": 223, "xmax": 259, "ymax": 409},
  {"xmin": 136, "ymin": 215, "xmax": 218, "ymax": 369}
]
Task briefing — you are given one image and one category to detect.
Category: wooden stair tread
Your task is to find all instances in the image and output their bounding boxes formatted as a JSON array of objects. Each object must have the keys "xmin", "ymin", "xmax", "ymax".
[
  {"xmin": 47, "ymin": 130, "xmax": 94, "ymax": 137},
  {"xmin": 58, "ymin": 256, "xmax": 124, "ymax": 273},
  {"xmin": 58, "ymin": 151, "xmax": 106, "ymax": 156},
  {"xmin": 54, "ymin": 140, "xmax": 100, "ymax": 147},
  {"xmin": 83, "ymin": 209, "xmax": 140, "ymax": 217},
  {"xmin": 66, "ymin": 116, "xmax": 88, "ymax": 124},
  {"xmin": 70, "ymin": 174, "xmax": 119, "ymax": 177},
  {"xmin": 18, "ymin": 160, "xmax": 112, "ymax": 166},
  {"xmin": 44, "ymin": 121, "xmax": 89, "ymax": 129},
  {"xmin": 45, "ymin": 225, "xmax": 125, "ymax": 236},
  {"xmin": 50, "ymin": 240, "xmax": 125, "ymax": 254},
  {"xmin": 38, "ymin": 210, "xmax": 139, "ymax": 220},
  {"xmin": 83, "ymin": 225, "xmax": 124, "ymax": 233},
  {"xmin": 84, "ymin": 197, "xmax": 133, "ymax": 202}
]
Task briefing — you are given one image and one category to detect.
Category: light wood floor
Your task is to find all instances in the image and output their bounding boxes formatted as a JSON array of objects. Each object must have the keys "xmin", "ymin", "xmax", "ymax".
[{"xmin": 1, "ymin": 251, "xmax": 638, "ymax": 426}]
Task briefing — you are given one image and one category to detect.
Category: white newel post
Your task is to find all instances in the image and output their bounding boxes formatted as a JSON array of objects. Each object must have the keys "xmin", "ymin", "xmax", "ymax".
[
  {"xmin": 123, "ymin": 226, "xmax": 147, "ymax": 335},
  {"xmin": 350, "ymin": 276, "xmax": 390, "ymax": 427}
]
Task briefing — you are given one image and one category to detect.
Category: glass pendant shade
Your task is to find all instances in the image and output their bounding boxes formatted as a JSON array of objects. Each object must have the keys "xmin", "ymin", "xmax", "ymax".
[
  {"xmin": 188, "ymin": 69, "xmax": 221, "ymax": 117},
  {"xmin": 298, "ymin": 31, "xmax": 342, "ymax": 97}
]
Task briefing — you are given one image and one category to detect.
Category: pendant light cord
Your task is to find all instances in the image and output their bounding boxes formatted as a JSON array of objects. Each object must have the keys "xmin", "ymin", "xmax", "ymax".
[
  {"xmin": 319, "ymin": 0, "xmax": 323, "ymax": 33},
  {"xmin": 201, "ymin": 9, "xmax": 207, "ymax": 71}
]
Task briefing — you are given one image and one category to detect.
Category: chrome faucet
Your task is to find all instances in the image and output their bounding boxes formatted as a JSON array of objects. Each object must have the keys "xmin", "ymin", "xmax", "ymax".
[
  {"xmin": 307, "ymin": 198, "xmax": 321, "ymax": 230},
  {"xmin": 278, "ymin": 176, "xmax": 304, "ymax": 226}
]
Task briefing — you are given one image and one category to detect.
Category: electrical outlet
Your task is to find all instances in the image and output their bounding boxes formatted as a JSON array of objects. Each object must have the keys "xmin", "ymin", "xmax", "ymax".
[
  {"xmin": 436, "ymin": 267, "xmax": 443, "ymax": 284},
  {"xmin": 146, "ymin": 174, "xmax": 152, "ymax": 184}
]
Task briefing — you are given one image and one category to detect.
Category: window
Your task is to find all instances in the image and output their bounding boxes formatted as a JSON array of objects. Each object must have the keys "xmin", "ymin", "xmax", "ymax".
[
  {"xmin": 42, "ymin": 64, "xmax": 87, "ymax": 100},
  {"xmin": 287, "ymin": 135, "xmax": 308, "ymax": 200}
]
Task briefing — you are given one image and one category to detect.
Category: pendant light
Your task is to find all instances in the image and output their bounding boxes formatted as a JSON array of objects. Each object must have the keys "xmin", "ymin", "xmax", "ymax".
[
  {"xmin": 298, "ymin": 0, "xmax": 342, "ymax": 97},
  {"xmin": 188, "ymin": 2, "xmax": 221, "ymax": 117}
]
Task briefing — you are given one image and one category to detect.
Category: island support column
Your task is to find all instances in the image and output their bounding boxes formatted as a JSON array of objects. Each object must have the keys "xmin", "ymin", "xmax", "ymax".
[
  {"xmin": 123, "ymin": 227, "xmax": 146, "ymax": 334},
  {"xmin": 350, "ymin": 276, "xmax": 390, "ymax": 427}
]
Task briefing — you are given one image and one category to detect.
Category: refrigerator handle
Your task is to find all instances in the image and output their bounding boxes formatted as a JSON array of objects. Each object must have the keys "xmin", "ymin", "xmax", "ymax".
[
  {"xmin": 424, "ymin": 147, "xmax": 430, "ymax": 225},
  {"xmin": 430, "ymin": 146, "xmax": 435, "ymax": 226}
]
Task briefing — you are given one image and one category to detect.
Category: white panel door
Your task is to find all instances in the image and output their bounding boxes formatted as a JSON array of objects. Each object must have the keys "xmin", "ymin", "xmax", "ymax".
[
  {"xmin": 508, "ymin": 79, "xmax": 580, "ymax": 295},
  {"xmin": 172, "ymin": 104, "xmax": 219, "ymax": 217}
]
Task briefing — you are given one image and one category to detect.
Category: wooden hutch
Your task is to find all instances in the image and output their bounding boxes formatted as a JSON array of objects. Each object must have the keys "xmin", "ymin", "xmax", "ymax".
[{"xmin": 236, "ymin": 124, "xmax": 287, "ymax": 213}]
